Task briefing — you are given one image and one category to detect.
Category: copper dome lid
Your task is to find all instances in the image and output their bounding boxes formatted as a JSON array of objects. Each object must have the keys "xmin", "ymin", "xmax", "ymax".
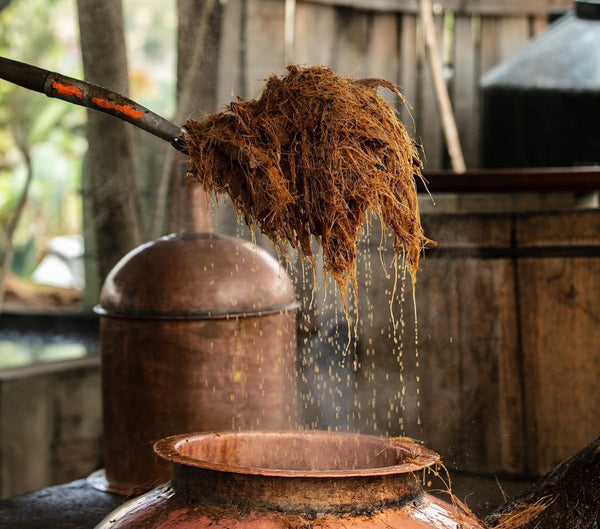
[{"xmin": 97, "ymin": 233, "xmax": 297, "ymax": 319}]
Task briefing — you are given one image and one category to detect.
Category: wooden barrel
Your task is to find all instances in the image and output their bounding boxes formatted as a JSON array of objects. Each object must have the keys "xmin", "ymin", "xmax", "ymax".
[{"xmin": 356, "ymin": 209, "xmax": 600, "ymax": 477}]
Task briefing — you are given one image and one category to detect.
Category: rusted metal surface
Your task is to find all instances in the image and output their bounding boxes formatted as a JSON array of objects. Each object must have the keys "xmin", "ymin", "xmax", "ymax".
[
  {"xmin": 95, "ymin": 431, "xmax": 483, "ymax": 528},
  {"xmin": 94, "ymin": 235, "xmax": 298, "ymax": 494},
  {"xmin": 98, "ymin": 234, "xmax": 297, "ymax": 319}
]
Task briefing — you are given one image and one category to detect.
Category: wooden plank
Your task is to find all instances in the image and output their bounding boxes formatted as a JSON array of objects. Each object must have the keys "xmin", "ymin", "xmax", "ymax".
[
  {"xmin": 331, "ymin": 6, "xmax": 370, "ymax": 77},
  {"xmin": 355, "ymin": 214, "xmax": 524, "ymax": 472},
  {"xmin": 479, "ymin": 15, "xmax": 500, "ymax": 75},
  {"xmin": 413, "ymin": 214, "xmax": 522, "ymax": 473},
  {"xmin": 245, "ymin": 0, "xmax": 286, "ymax": 97},
  {"xmin": 367, "ymin": 12, "xmax": 399, "ymax": 105},
  {"xmin": 456, "ymin": 257, "xmax": 519, "ymax": 472},
  {"xmin": 478, "ymin": 14, "xmax": 531, "ymax": 80},
  {"xmin": 517, "ymin": 211, "xmax": 600, "ymax": 474},
  {"xmin": 495, "ymin": 274, "xmax": 526, "ymax": 475},
  {"xmin": 531, "ymin": 13, "xmax": 549, "ymax": 36},
  {"xmin": 413, "ymin": 255, "xmax": 467, "ymax": 466},
  {"xmin": 177, "ymin": 0, "xmax": 223, "ymax": 115},
  {"xmin": 517, "ymin": 210, "xmax": 600, "ymax": 247},
  {"xmin": 498, "ymin": 15, "xmax": 531, "ymax": 62},
  {"xmin": 294, "ymin": 1, "xmax": 337, "ymax": 66},
  {"xmin": 213, "ymin": 0, "xmax": 287, "ymax": 245},
  {"xmin": 211, "ymin": 0, "xmax": 246, "ymax": 236},
  {"xmin": 418, "ymin": 12, "xmax": 444, "ymax": 170},
  {"xmin": 52, "ymin": 369, "xmax": 102, "ymax": 484},
  {"xmin": 216, "ymin": 0, "xmax": 245, "ymax": 107},
  {"xmin": 0, "ymin": 376, "xmax": 54, "ymax": 497},
  {"xmin": 520, "ymin": 257, "xmax": 600, "ymax": 473},
  {"xmin": 302, "ymin": 0, "xmax": 572, "ymax": 15},
  {"xmin": 398, "ymin": 14, "xmax": 418, "ymax": 133},
  {"xmin": 453, "ymin": 15, "xmax": 478, "ymax": 168}
]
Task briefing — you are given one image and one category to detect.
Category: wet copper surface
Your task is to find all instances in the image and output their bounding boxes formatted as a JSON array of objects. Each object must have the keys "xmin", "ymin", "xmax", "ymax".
[
  {"xmin": 95, "ymin": 431, "xmax": 483, "ymax": 529},
  {"xmin": 96, "ymin": 235, "xmax": 298, "ymax": 493}
]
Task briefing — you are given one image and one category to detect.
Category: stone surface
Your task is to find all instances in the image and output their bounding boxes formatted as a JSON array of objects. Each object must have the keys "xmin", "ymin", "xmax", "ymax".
[{"xmin": 0, "ymin": 479, "xmax": 123, "ymax": 529}]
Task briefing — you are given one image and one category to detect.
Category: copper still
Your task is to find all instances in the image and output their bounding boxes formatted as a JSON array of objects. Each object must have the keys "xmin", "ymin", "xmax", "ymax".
[
  {"xmin": 89, "ymin": 229, "xmax": 299, "ymax": 494},
  {"xmin": 94, "ymin": 430, "xmax": 482, "ymax": 528}
]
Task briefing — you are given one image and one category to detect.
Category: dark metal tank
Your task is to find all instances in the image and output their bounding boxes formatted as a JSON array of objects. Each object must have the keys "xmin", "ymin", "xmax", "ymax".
[
  {"xmin": 481, "ymin": 0, "xmax": 600, "ymax": 168},
  {"xmin": 90, "ymin": 232, "xmax": 299, "ymax": 494}
]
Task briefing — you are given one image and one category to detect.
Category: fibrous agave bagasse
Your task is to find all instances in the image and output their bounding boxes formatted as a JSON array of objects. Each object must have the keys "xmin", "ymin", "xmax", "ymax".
[{"xmin": 185, "ymin": 65, "xmax": 429, "ymax": 307}]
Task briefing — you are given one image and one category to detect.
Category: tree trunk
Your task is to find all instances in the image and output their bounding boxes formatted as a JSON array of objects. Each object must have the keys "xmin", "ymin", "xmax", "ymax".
[
  {"xmin": 77, "ymin": 0, "xmax": 142, "ymax": 296},
  {"xmin": 0, "ymin": 0, "xmax": 13, "ymax": 14},
  {"xmin": 0, "ymin": 138, "xmax": 33, "ymax": 315}
]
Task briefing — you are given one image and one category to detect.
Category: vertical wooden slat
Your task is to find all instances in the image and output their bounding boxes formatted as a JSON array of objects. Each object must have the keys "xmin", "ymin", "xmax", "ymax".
[
  {"xmin": 214, "ymin": 0, "xmax": 286, "ymax": 242},
  {"xmin": 418, "ymin": 13, "xmax": 445, "ymax": 170},
  {"xmin": 399, "ymin": 14, "xmax": 418, "ymax": 133},
  {"xmin": 496, "ymin": 249, "xmax": 527, "ymax": 474},
  {"xmin": 213, "ymin": 0, "xmax": 245, "ymax": 237},
  {"xmin": 531, "ymin": 13, "xmax": 549, "ymax": 36},
  {"xmin": 517, "ymin": 211, "xmax": 600, "ymax": 475},
  {"xmin": 497, "ymin": 15, "xmax": 530, "ymax": 61},
  {"xmin": 331, "ymin": 7, "xmax": 370, "ymax": 77},
  {"xmin": 294, "ymin": 1, "xmax": 337, "ymax": 66},
  {"xmin": 416, "ymin": 215, "xmax": 523, "ymax": 473},
  {"xmin": 414, "ymin": 255, "xmax": 465, "ymax": 465},
  {"xmin": 216, "ymin": 0, "xmax": 245, "ymax": 107},
  {"xmin": 367, "ymin": 13, "xmax": 399, "ymax": 105},
  {"xmin": 479, "ymin": 15, "xmax": 500, "ymax": 75},
  {"xmin": 0, "ymin": 377, "xmax": 52, "ymax": 497},
  {"xmin": 456, "ymin": 256, "xmax": 517, "ymax": 471},
  {"xmin": 453, "ymin": 15, "xmax": 478, "ymax": 168},
  {"xmin": 244, "ymin": 0, "xmax": 286, "ymax": 97}
]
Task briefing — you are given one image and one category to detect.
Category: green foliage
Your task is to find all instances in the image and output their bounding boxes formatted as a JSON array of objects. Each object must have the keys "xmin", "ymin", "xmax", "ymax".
[
  {"xmin": 0, "ymin": 0, "xmax": 178, "ymax": 281},
  {"xmin": 0, "ymin": 0, "xmax": 86, "ymax": 278}
]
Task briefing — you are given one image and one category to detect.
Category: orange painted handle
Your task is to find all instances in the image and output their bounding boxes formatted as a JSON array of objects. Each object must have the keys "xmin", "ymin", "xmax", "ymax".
[
  {"xmin": 0, "ymin": 56, "xmax": 187, "ymax": 153},
  {"xmin": 45, "ymin": 72, "xmax": 185, "ymax": 151}
]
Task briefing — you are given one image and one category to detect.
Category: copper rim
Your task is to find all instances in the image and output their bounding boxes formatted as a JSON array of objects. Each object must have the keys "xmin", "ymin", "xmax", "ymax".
[{"xmin": 154, "ymin": 430, "xmax": 440, "ymax": 478}]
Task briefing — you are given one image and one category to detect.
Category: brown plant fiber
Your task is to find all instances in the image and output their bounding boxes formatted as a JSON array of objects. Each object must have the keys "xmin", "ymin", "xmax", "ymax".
[{"xmin": 185, "ymin": 65, "xmax": 428, "ymax": 305}]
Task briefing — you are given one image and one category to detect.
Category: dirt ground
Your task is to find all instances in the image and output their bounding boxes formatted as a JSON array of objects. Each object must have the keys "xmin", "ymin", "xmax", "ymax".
[{"xmin": 2, "ymin": 273, "xmax": 82, "ymax": 310}]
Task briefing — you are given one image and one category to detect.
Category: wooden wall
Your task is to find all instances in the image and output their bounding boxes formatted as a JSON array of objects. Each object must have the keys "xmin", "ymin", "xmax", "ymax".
[
  {"xmin": 354, "ymin": 210, "xmax": 600, "ymax": 477},
  {"xmin": 211, "ymin": 0, "xmax": 572, "ymax": 170},
  {"xmin": 206, "ymin": 0, "xmax": 593, "ymax": 479},
  {"xmin": 0, "ymin": 359, "xmax": 102, "ymax": 498}
]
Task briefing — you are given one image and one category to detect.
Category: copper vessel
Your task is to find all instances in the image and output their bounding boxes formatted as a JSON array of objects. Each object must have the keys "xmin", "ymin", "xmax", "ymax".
[
  {"xmin": 94, "ymin": 431, "xmax": 481, "ymax": 528},
  {"xmin": 90, "ymin": 234, "xmax": 298, "ymax": 494}
]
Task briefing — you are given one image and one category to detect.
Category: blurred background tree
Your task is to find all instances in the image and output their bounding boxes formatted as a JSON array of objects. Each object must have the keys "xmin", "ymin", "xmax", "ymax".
[
  {"xmin": 0, "ymin": 0, "xmax": 177, "ymax": 307},
  {"xmin": 0, "ymin": 0, "xmax": 85, "ymax": 282}
]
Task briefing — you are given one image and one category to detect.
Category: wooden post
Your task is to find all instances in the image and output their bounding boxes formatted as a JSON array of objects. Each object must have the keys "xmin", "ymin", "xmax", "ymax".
[
  {"xmin": 77, "ymin": 0, "xmax": 142, "ymax": 289},
  {"xmin": 152, "ymin": 0, "xmax": 218, "ymax": 238},
  {"xmin": 419, "ymin": 0, "xmax": 466, "ymax": 173}
]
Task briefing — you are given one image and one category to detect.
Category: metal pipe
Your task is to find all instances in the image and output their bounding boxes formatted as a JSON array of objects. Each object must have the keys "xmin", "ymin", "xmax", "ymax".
[{"xmin": 0, "ymin": 56, "xmax": 188, "ymax": 154}]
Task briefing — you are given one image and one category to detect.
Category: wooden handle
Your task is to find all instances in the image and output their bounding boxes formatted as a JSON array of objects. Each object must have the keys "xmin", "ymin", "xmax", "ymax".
[{"xmin": 0, "ymin": 56, "xmax": 188, "ymax": 153}]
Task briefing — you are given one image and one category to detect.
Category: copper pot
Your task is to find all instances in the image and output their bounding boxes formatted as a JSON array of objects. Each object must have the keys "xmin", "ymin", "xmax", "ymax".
[
  {"xmin": 89, "ymin": 234, "xmax": 299, "ymax": 494},
  {"xmin": 94, "ymin": 431, "xmax": 482, "ymax": 528}
]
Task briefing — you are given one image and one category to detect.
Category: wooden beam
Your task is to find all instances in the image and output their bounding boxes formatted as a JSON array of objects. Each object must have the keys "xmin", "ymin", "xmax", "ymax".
[
  {"xmin": 420, "ymin": 167, "xmax": 600, "ymax": 193},
  {"xmin": 301, "ymin": 0, "xmax": 572, "ymax": 16}
]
